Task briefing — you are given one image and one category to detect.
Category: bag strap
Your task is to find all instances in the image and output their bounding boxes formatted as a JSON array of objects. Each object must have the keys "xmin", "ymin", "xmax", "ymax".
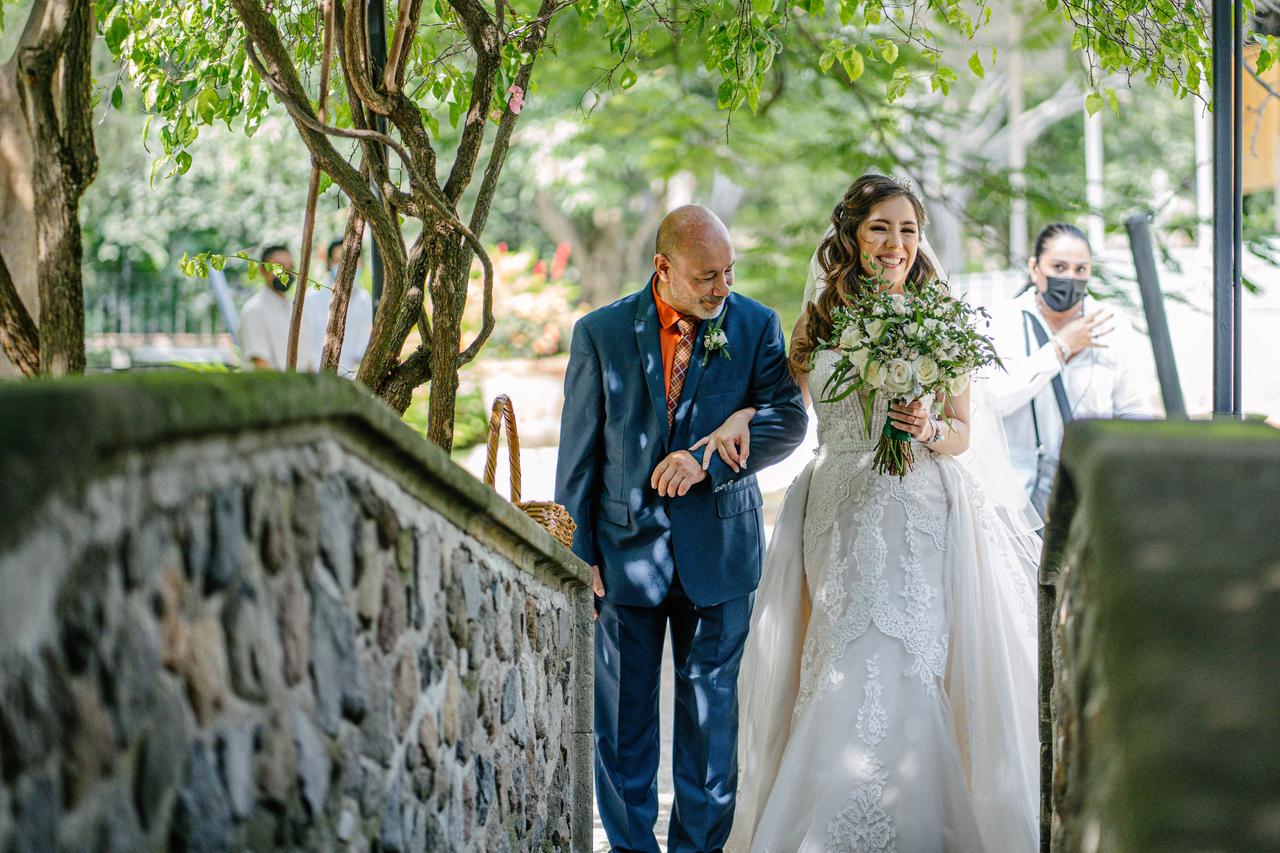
[
  {"xmin": 1023, "ymin": 311, "xmax": 1074, "ymax": 426},
  {"xmin": 483, "ymin": 395, "xmax": 523, "ymax": 503}
]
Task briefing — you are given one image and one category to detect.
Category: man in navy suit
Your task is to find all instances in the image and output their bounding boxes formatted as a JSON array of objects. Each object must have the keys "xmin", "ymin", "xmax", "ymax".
[{"xmin": 556, "ymin": 206, "xmax": 807, "ymax": 852}]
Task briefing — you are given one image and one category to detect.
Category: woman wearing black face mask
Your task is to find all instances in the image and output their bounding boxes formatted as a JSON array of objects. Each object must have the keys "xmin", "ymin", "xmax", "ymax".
[{"xmin": 986, "ymin": 223, "xmax": 1160, "ymax": 517}]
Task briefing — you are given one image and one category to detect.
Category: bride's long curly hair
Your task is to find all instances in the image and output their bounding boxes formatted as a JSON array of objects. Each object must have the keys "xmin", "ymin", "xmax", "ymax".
[{"xmin": 789, "ymin": 175, "xmax": 939, "ymax": 377}]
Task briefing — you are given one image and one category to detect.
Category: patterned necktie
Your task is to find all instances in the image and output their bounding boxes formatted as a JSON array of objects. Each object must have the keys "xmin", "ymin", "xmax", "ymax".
[{"xmin": 668, "ymin": 315, "xmax": 697, "ymax": 430}]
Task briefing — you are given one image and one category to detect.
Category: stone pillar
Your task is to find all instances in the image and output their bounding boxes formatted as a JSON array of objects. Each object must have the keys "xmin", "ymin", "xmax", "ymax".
[{"xmin": 1040, "ymin": 419, "xmax": 1280, "ymax": 851}]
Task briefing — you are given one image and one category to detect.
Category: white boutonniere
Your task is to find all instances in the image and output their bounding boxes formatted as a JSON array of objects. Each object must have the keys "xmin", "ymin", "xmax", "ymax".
[{"xmin": 701, "ymin": 308, "xmax": 732, "ymax": 366}]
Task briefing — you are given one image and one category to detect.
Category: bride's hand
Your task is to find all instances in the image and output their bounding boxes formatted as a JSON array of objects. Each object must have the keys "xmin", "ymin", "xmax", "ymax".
[
  {"xmin": 691, "ymin": 407, "xmax": 757, "ymax": 472},
  {"xmin": 887, "ymin": 399, "xmax": 934, "ymax": 441}
]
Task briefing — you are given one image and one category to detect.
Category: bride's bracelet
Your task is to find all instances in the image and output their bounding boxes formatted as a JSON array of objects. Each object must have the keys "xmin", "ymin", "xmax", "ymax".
[{"xmin": 924, "ymin": 417, "xmax": 946, "ymax": 446}]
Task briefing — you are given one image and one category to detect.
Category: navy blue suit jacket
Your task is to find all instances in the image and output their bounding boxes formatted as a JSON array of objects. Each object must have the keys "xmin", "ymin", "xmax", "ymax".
[{"xmin": 555, "ymin": 283, "xmax": 807, "ymax": 608}]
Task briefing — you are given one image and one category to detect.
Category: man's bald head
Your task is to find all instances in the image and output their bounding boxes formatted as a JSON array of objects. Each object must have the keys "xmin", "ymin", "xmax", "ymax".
[
  {"xmin": 652, "ymin": 205, "xmax": 735, "ymax": 320},
  {"xmin": 655, "ymin": 205, "xmax": 730, "ymax": 262}
]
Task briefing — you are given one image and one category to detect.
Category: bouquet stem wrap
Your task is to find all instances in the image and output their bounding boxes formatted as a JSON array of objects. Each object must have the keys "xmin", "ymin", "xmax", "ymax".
[{"xmin": 874, "ymin": 405, "xmax": 915, "ymax": 478}]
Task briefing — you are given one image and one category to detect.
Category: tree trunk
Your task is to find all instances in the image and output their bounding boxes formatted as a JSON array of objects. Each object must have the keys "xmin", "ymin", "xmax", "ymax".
[
  {"xmin": 31, "ymin": 161, "xmax": 87, "ymax": 375},
  {"xmin": 422, "ymin": 249, "xmax": 471, "ymax": 451},
  {"xmin": 0, "ymin": 59, "xmax": 38, "ymax": 378},
  {"xmin": 0, "ymin": 253, "xmax": 39, "ymax": 375},
  {"xmin": 1, "ymin": 0, "xmax": 99, "ymax": 377}
]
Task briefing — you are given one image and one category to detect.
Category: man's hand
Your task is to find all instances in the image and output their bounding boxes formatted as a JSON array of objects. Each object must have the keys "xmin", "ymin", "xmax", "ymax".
[
  {"xmin": 649, "ymin": 450, "xmax": 708, "ymax": 498},
  {"xmin": 591, "ymin": 565, "xmax": 605, "ymax": 621}
]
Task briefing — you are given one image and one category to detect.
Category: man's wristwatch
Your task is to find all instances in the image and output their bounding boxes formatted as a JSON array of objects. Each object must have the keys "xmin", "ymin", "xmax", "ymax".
[{"xmin": 924, "ymin": 417, "xmax": 946, "ymax": 446}]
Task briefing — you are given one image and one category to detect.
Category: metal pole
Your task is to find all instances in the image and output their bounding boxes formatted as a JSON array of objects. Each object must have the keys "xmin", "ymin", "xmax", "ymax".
[
  {"xmin": 368, "ymin": 0, "xmax": 388, "ymax": 311},
  {"xmin": 1232, "ymin": 0, "xmax": 1244, "ymax": 416},
  {"xmin": 1125, "ymin": 214, "xmax": 1187, "ymax": 418},
  {"xmin": 1211, "ymin": 0, "xmax": 1236, "ymax": 416}
]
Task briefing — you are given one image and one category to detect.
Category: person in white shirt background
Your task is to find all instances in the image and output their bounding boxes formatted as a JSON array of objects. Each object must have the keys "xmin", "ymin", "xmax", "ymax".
[
  {"xmin": 237, "ymin": 243, "xmax": 295, "ymax": 371},
  {"xmin": 298, "ymin": 238, "xmax": 374, "ymax": 378},
  {"xmin": 987, "ymin": 223, "xmax": 1161, "ymax": 517}
]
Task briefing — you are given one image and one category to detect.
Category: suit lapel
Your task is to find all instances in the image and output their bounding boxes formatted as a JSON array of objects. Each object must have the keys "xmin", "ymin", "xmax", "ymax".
[{"xmin": 634, "ymin": 280, "xmax": 670, "ymax": 452}]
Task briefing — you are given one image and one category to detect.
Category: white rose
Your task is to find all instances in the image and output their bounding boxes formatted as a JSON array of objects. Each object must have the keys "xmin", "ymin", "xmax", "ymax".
[
  {"xmin": 904, "ymin": 322, "xmax": 920, "ymax": 338},
  {"xmin": 889, "ymin": 293, "xmax": 908, "ymax": 315},
  {"xmin": 863, "ymin": 359, "xmax": 886, "ymax": 390},
  {"xmin": 924, "ymin": 318, "xmax": 942, "ymax": 331},
  {"xmin": 864, "ymin": 318, "xmax": 888, "ymax": 342},
  {"xmin": 884, "ymin": 358, "xmax": 914, "ymax": 395},
  {"xmin": 947, "ymin": 374, "xmax": 970, "ymax": 396},
  {"xmin": 838, "ymin": 325, "xmax": 863, "ymax": 351},
  {"xmin": 848, "ymin": 347, "xmax": 871, "ymax": 374},
  {"xmin": 915, "ymin": 356, "xmax": 939, "ymax": 385}
]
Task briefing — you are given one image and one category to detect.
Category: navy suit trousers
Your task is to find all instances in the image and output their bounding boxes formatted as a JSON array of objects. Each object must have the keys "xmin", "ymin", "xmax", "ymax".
[{"xmin": 594, "ymin": 574, "xmax": 753, "ymax": 853}]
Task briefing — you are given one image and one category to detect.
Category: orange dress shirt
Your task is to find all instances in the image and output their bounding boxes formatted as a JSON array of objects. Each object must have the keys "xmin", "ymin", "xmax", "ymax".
[{"xmin": 652, "ymin": 277, "xmax": 689, "ymax": 396}]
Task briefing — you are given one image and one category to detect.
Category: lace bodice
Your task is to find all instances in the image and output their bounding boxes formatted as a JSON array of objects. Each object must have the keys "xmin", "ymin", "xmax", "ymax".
[{"xmin": 810, "ymin": 350, "xmax": 889, "ymax": 452}]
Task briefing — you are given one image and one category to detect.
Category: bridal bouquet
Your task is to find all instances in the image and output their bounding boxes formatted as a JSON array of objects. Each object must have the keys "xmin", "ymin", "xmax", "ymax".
[{"xmin": 815, "ymin": 279, "xmax": 1001, "ymax": 477}]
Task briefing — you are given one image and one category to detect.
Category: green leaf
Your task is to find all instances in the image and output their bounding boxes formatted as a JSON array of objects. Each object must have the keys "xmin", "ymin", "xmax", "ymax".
[
  {"xmin": 717, "ymin": 80, "xmax": 734, "ymax": 109},
  {"xmin": 879, "ymin": 40, "xmax": 898, "ymax": 64},
  {"xmin": 1085, "ymin": 91, "xmax": 1103, "ymax": 116},
  {"xmin": 841, "ymin": 48, "xmax": 865, "ymax": 83},
  {"xmin": 110, "ymin": 84, "xmax": 123, "ymax": 110},
  {"xmin": 195, "ymin": 88, "xmax": 217, "ymax": 125},
  {"xmin": 105, "ymin": 16, "xmax": 130, "ymax": 56},
  {"xmin": 968, "ymin": 52, "xmax": 984, "ymax": 79},
  {"xmin": 1106, "ymin": 87, "xmax": 1119, "ymax": 115},
  {"xmin": 175, "ymin": 150, "xmax": 193, "ymax": 174},
  {"xmin": 819, "ymin": 47, "xmax": 836, "ymax": 73},
  {"xmin": 1185, "ymin": 64, "xmax": 1200, "ymax": 93},
  {"xmin": 619, "ymin": 67, "xmax": 638, "ymax": 90}
]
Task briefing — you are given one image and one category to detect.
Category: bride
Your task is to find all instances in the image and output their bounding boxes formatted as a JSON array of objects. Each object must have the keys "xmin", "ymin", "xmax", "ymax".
[{"xmin": 706, "ymin": 175, "xmax": 1040, "ymax": 852}]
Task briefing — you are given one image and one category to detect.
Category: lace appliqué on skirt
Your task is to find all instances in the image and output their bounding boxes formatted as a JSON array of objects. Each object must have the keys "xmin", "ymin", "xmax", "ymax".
[{"xmin": 829, "ymin": 656, "xmax": 898, "ymax": 852}]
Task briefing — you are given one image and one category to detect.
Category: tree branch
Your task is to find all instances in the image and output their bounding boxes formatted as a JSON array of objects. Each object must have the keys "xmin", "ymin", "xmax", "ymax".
[
  {"xmin": 385, "ymin": 0, "xmax": 426, "ymax": 94},
  {"xmin": 339, "ymin": 0, "xmax": 396, "ymax": 115},
  {"xmin": 332, "ymin": 0, "xmax": 392, "ymax": 181},
  {"xmin": 0, "ymin": 251, "xmax": 39, "ymax": 376},
  {"xmin": 321, "ymin": 208, "xmax": 367, "ymax": 371},
  {"xmin": 467, "ymin": 0, "xmax": 554, "ymax": 237},
  {"xmin": 442, "ymin": 0, "xmax": 502, "ymax": 203},
  {"xmin": 231, "ymin": 0, "xmax": 388, "ymax": 229},
  {"xmin": 286, "ymin": 0, "xmax": 336, "ymax": 370}
]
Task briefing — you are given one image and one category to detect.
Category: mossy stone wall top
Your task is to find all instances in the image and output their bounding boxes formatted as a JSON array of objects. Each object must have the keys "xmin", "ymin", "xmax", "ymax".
[{"xmin": 0, "ymin": 372, "xmax": 587, "ymax": 591}]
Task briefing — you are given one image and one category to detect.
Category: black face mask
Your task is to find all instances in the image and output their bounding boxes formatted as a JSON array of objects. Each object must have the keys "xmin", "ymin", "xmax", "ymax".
[
  {"xmin": 1039, "ymin": 275, "xmax": 1088, "ymax": 312},
  {"xmin": 269, "ymin": 274, "xmax": 289, "ymax": 294}
]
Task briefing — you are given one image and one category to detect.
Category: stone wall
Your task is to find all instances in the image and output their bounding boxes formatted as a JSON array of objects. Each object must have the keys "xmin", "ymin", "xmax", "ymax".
[
  {"xmin": 1039, "ymin": 419, "xmax": 1280, "ymax": 852},
  {"xmin": 0, "ymin": 373, "xmax": 593, "ymax": 851}
]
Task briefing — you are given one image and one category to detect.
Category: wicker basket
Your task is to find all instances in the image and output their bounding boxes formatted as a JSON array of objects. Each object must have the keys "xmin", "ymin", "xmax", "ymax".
[{"xmin": 483, "ymin": 395, "xmax": 577, "ymax": 550}]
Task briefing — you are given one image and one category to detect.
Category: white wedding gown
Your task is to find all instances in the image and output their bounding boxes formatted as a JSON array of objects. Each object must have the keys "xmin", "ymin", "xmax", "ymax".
[{"xmin": 727, "ymin": 349, "xmax": 1041, "ymax": 852}]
